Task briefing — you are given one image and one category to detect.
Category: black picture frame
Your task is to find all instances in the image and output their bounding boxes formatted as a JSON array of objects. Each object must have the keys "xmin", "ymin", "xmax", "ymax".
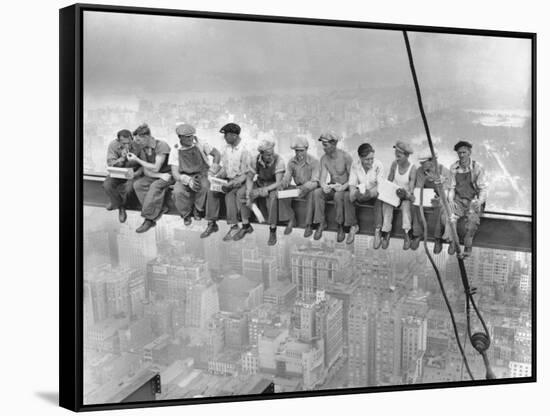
[{"xmin": 60, "ymin": 3, "xmax": 536, "ymax": 412}]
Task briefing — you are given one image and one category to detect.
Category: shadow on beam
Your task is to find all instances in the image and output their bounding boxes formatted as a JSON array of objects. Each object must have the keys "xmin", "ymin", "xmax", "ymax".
[{"xmin": 83, "ymin": 175, "xmax": 532, "ymax": 252}]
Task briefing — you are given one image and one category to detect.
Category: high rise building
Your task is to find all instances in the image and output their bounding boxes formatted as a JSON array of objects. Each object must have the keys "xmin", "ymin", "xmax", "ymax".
[
  {"xmin": 401, "ymin": 316, "xmax": 428, "ymax": 377},
  {"xmin": 184, "ymin": 280, "xmax": 219, "ymax": 328},
  {"xmin": 348, "ymin": 292, "xmax": 377, "ymax": 387},
  {"xmin": 375, "ymin": 300, "xmax": 403, "ymax": 385},
  {"xmin": 218, "ymin": 274, "xmax": 264, "ymax": 313}
]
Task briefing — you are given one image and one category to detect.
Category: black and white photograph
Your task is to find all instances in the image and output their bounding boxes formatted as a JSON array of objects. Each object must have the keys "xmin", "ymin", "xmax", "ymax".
[{"xmin": 57, "ymin": 2, "xmax": 536, "ymax": 412}]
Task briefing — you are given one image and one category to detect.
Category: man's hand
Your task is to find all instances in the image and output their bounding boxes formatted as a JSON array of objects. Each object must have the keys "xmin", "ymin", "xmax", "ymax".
[
  {"xmin": 297, "ymin": 185, "xmax": 308, "ymax": 198},
  {"xmin": 209, "ymin": 163, "xmax": 221, "ymax": 176},
  {"xmin": 322, "ymin": 184, "xmax": 332, "ymax": 194},
  {"xmin": 396, "ymin": 188, "xmax": 408, "ymax": 200},
  {"xmin": 258, "ymin": 187, "xmax": 269, "ymax": 197},
  {"xmin": 280, "ymin": 178, "xmax": 290, "ymax": 190},
  {"xmin": 333, "ymin": 183, "xmax": 344, "ymax": 192},
  {"xmin": 349, "ymin": 189, "xmax": 357, "ymax": 203},
  {"xmin": 159, "ymin": 173, "xmax": 172, "ymax": 182},
  {"xmin": 471, "ymin": 199, "xmax": 481, "ymax": 211},
  {"xmin": 190, "ymin": 176, "xmax": 201, "ymax": 192},
  {"xmin": 448, "ymin": 199, "xmax": 457, "ymax": 213},
  {"xmin": 126, "ymin": 152, "xmax": 138, "ymax": 162}
]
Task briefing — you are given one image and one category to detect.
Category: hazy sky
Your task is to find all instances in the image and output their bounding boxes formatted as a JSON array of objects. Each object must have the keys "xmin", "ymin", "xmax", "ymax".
[{"xmin": 83, "ymin": 11, "xmax": 531, "ymax": 103}]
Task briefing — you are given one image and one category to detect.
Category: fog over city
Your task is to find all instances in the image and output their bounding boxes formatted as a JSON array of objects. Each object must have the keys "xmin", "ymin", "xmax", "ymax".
[{"xmin": 82, "ymin": 11, "xmax": 533, "ymax": 405}]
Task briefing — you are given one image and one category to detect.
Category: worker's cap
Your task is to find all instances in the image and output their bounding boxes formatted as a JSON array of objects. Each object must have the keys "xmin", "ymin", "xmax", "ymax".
[
  {"xmin": 454, "ymin": 140, "xmax": 473, "ymax": 152},
  {"xmin": 393, "ymin": 140, "xmax": 413, "ymax": 155},
  {"xmin": 318, "ymin": 132, "xmax": 340, "ymax": 143},
  {"xmin": 357, "ymin": 143, "xmax": 375, "ymax": 157},
  {"xmin": 175, "ymin": 124, "xmax": 196, "ymax": 137},
  {"xmin": 117, "ymin": 129, "xmax": 133, "ymax": 139},
  {"xmin": 133, "ymin": 123, "xmax": 151, "ymax": 137},
  {"xmin": 418, "ymin": 149, "xmax": 437, "ymax": 162},
  {"xmin": 258, "ymin": 139, "xmax": 275, "ymax": 153},
  {"xmin": 290, "ymin": 137, "xmax": 309, "ymax": 150},
  {"xmin": 219, "ymin": 123, "xmax": 241, "ymax": 135}
]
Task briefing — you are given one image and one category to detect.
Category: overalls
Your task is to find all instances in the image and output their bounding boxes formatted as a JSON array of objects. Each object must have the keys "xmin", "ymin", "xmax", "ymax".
[
  {"xmin": 453, "ymin": 170, "xmax": 481, "ymax": 248},
  {"xmin": 173, "ymin": 146, "xmax": 210, "ymax": 218}
]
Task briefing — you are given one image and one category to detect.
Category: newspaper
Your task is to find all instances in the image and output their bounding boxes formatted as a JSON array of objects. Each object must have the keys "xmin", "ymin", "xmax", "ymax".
[
  {"xmin": 107, "ymin": 167, "xmax": 134, "ymax": 179},
  {"xmin": 413, "ymin": 188, "xmax": 437, "ymax": 207},
  {"xmin": 209, "ymin": 177, "xmax": 228, "ymax": 193},
  {"xmin": 377, "ymin": 179, "xmax": 401, "ymax": 207}
]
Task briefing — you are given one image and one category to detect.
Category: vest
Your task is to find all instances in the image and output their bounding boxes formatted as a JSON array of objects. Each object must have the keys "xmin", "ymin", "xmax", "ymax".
[
  {"xmin": 256, "ymin": 154, "xmax": 279, "ymax": 187},
  {"xmin": 178, "ymin": 146, "xmax": 209, "ymax": 175}
]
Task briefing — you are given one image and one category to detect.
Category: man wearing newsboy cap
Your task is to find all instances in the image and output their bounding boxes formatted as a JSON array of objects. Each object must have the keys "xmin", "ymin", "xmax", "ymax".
[
  {"xmin": 169, "ymin": 123, "xmax": 221, "ymax": 226},
  {"xmin": 445, "ymin": 140, "xmax": 488, "ymax": 257},
  {"xmin": 379, "ymin": 141, "xmax": 417, "ymax": 250},
  {"xmin": 279, "ymin": 137, "xmax": 320, "ymax": 237},
  {"xmin": 312, "ymin": 132, "xmax": 354, "ymax": 242}
]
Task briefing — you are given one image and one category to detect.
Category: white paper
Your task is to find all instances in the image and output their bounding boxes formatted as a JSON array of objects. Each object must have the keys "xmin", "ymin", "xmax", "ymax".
[
  {"xmin": 377, "ymin": 179, "xmax": 401, "ymax": 207},
  {"xmin": 358, "ymin": 183, "xmax": 367, "ymax": 194},
  {"xmin": 107, "ymin": 167, "xmax": 134, "ymax": 179},
  {"xmin": 277, "ymin": 188, "xmax": 300, "ymax": 199},
  {"xmin": 413, "ymin": 188, "xmax": 437, "ymax": 207},
  {"xmin": 209, "ymin": 177, "xmax": 228, "ymax": 193},
  {"xmin": 251, "ymin": 203, "xmax": 266, "ymax": 223}
]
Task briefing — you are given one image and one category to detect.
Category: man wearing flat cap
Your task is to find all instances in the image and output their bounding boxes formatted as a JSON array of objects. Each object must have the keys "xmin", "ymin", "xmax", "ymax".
[
  {"xmin": 126, "ymin": 123, "xmax": 173, "ymax": 233},
  {"xmin": 410, "ymin": 150, "xmax": 451, "ymax": 253},
  {"xmin": 312, "ymin": 132, "xmax": 354, "ymax": 242},
  {"xmin": 347, "ymin": 142, "xmax": 385, "ymax": 245},
  {"xmin": 279, "ymin": 137, "xmax": 320, "ymax": 237},
  {"xmin": 169, "ymin": 124, "xmax": 221, "ymax": 226},
  {"xmin": 103, "ymin": 129, "xmax": 142, "ymax": 223},
  {"xmin": 201, "ymin": 123, "xmax": 254, "ymax": 241},
  {"xmin": 380, "ymin": 141, "xmax": 417, "ymax": 250},
  {"xmin": 240, "ymin": 139, "xmax": 292, "ymax": 245},
  {"xmin": 446, "ymin": 140, "xmax": 488, "ymax": 257}
]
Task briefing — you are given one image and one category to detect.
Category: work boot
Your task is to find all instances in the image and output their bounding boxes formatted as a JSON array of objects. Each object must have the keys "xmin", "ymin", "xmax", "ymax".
[
  {"xmin": 268, "ymin": 228, "xmax": 277, "ymax": 246},
  {"xmin": 136, "ymin": 219, "xmax": 156, "ymax": 233},
  {"xmin": 313, "ymin": 223, "xmax": 325, "ymax": 241},
  {"xmin": 381, "ymin": 232, "xmax": 391, "ymax": 249},
  {"xmin": 336, "ymin": 225, "xmax": 345, "ymax": 243},
  {"xmin": 106, "ymin": 203, "xmax": 115, "ymax": 211},
  {"xmin": 433, "ymin": 238, "xmax": 443, "ymax": 254},
  {"xmin": 403, "ymin": 230, "xmax": 411, "ymax": 250},
  {"xmin": 303, "ymin": 225, "xmax": 313, "ymax": 238},
  {"xmin": 118, "ymin": 207, "xmax": 127, "ymax": 223},
  {"xmin": 193, "ymin": 208, "xmax": 203, "ymax": 221},
  {"xmin": 201, "ymin": 221, "xmax": 219, "ymax": 238},
  {"xmin": 233, "ymin": 224, "xmax": 254, "ymax": 241},
  {"xmin": 284, "ymin": 217, "xmax": 295, "ymax": 235},
  {"xmin": 463, "ymin": 246, "xmax": 472, "ymax": 257},
  {"xmin": 448, "ymin": 241, "xmax": 456, "ymax": 255},
  {"xmin": 223, "ymin": 225, "xmax": 239, "ymax": 241},
  {"xmin": 410, "ymin": 234, "xmax": 421, "ymax": 250},
  {"xmin": 373, "ymin": 228, "xmax": 382, "ymax": 249},
  {"xmin": 346, "ymin": 225, "xmax": 359, "ymax": 245},
  {"xmin": 183, "ymin": 216, "xmax": 192, "ymax": 226}
]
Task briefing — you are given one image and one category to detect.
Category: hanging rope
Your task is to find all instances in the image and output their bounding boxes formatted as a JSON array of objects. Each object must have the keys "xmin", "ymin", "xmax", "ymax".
[{"xmin": 402, "ymin": 30, "xmax": 495, "ymax": 380}]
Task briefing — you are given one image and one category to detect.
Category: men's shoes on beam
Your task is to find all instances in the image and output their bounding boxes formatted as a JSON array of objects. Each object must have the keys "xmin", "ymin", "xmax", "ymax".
[
  {"xmin": 346, "ymin": 225, "xmax": 359, "ymax": 245},
  {"xmin": 201, "ymin": 222, "xmax": 219, "ymax": 238},
  {"xmin": 223, "ymin": 225, "xmax": 239, "ymax": 241},
  {"xmin": 303, "ymin": 225, "xmax": 313, "ymax": 238},
  {"xmin": 433, "ymin": 238, "xmax": 443, "ymax": 254},
  {"xmin": 106, "ymin": 203, "xmax": 115, "ymax": 211},
  {"xmin": 381, "ymin": 232, "xmax": 391, "ymax": 249},
  {"xmin": 447, "ymin": 242, "xmax": 456, "ymax": 255},
  {"xmin": 410, "ymin": 235, "xmax": 421, "ymax": 251},
  {"xmin": 233, "ymin": 225, "xmax": 254, "ymax": 241},
  {"xmin": 193, "ymin": 208, "xmax": 203, "ymax": 221},
  {"xmin": 373, "ymin": 228, "xmax": 382, "ymax": 249},
  {"xmin": 284, "ymin": 217, "xmax": 295, "ymax": 235},
  {"xmin": 313, "ymin": 224, "xmax": 325, "ymax": 240},
  {"xmin": 268, "ymin": 228, "xmax": 277, "ymax": 246},
  {"xmin": 463, "ymin": 246, "xmax": 472, "ymax": 257},
  {"xmin": 136, "ymin": 219, "xmax": 156, "ymax": 233},
  {"xmin": 336, "ymin": 225, "xmax": 345, "ymax": 243},
  {"xmin": 118, "ymin": 207, "xmax": 127, "ymax": 223},
  {"xmin": 183, "ymin": 216, "xmax": 192, "ymax": 226}
]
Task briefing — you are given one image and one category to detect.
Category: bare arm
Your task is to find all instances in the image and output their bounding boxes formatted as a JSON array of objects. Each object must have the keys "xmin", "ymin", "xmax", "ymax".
[
  {"xmin": 209, "ymin": 147, "xmax": 221, "ymax": 165},
  {"xmin": 387, "ymin": 161, "xmax": 396, "ymax": 182}
]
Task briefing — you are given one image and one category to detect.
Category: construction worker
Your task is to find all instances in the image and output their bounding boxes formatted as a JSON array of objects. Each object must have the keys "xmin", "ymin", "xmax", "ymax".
[
  {"xmin": 446, "ymin": 140, "xmax": 488, "ymax": 257},
  {"xmin": 200, "ymin": 123, "xmax": 253, "ymax": 241},
  {"xmin": 410, "ymin": 150, "xmax": 451, "ymax": 253},
  {"xmin": 102, "ymin": 129, "xmax": 142, "ymax": 223},
  {"xmin": 241, "ymin": 139, "xmax": 292, "ymax": 246},
  {"xmin": 312, "ymin": 132, "xmax": 354, "ymax": 242},
  {"xmin": 169, "ymin": 124, "xmax": 221, "ymax": 226},
  {"xmin": 279, "ymin": 137, "xmax": 320, "ymax": 238},
  {"xmin": 127, "ymin": 123, "xmax": 173, "ymax": 233},
  {"xmin": 347, "ymin": 143, "xmax": 385, "ymax": 246},
  {"xmin": 381, "ymin": 141, "xmax": 416, "ymax": 250}
]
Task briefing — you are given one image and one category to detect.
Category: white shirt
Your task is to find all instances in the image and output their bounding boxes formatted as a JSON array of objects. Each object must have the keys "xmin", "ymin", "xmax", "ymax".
[
  {"xmin": 220, "ymin": 142, "xmax": 253, "ymax": 179},
  {"xmin": 349, "ymin": 158, "xmax": 385, "ymax": 192}
]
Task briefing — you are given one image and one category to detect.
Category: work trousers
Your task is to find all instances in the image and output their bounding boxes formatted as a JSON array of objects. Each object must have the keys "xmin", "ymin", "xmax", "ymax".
[
  {"xmin": 241, "ymin": 188, "xmax": 293, "ymax": 227},
  {"xmin": 346, "ymin": 192, "xmax": 383, "ymax": 230},
  {"xmin": 103, "ymin": 177, "xmax": 134, "ymax": 209},
  {"xmin": 411, "ymin": 204, "xmax": 445, "ymax": 239},
  {"xmin": 313, "ymin": 188, "xmax": 346, "ymax": 226},
  {"xmin": 172, "ymin": 175, "xmax": 210, "ymax": 218},
  {"xmin": 445, "ymin": 197, "xmax": 482, "ymax": 247},
  {"xmin": 381, "ymin": 200, "xmax": 412, "ymax": 233},
  {"xmin": 205, "ymin": 184, "xmax": 245, "ymax": 225},
  {"xmin": 285, "ymin": 186, "xmax": 316, "ymax": 226},
  {"xmin": 133, "ymin": 176, "xmax": 174, "ymax": 221}
]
